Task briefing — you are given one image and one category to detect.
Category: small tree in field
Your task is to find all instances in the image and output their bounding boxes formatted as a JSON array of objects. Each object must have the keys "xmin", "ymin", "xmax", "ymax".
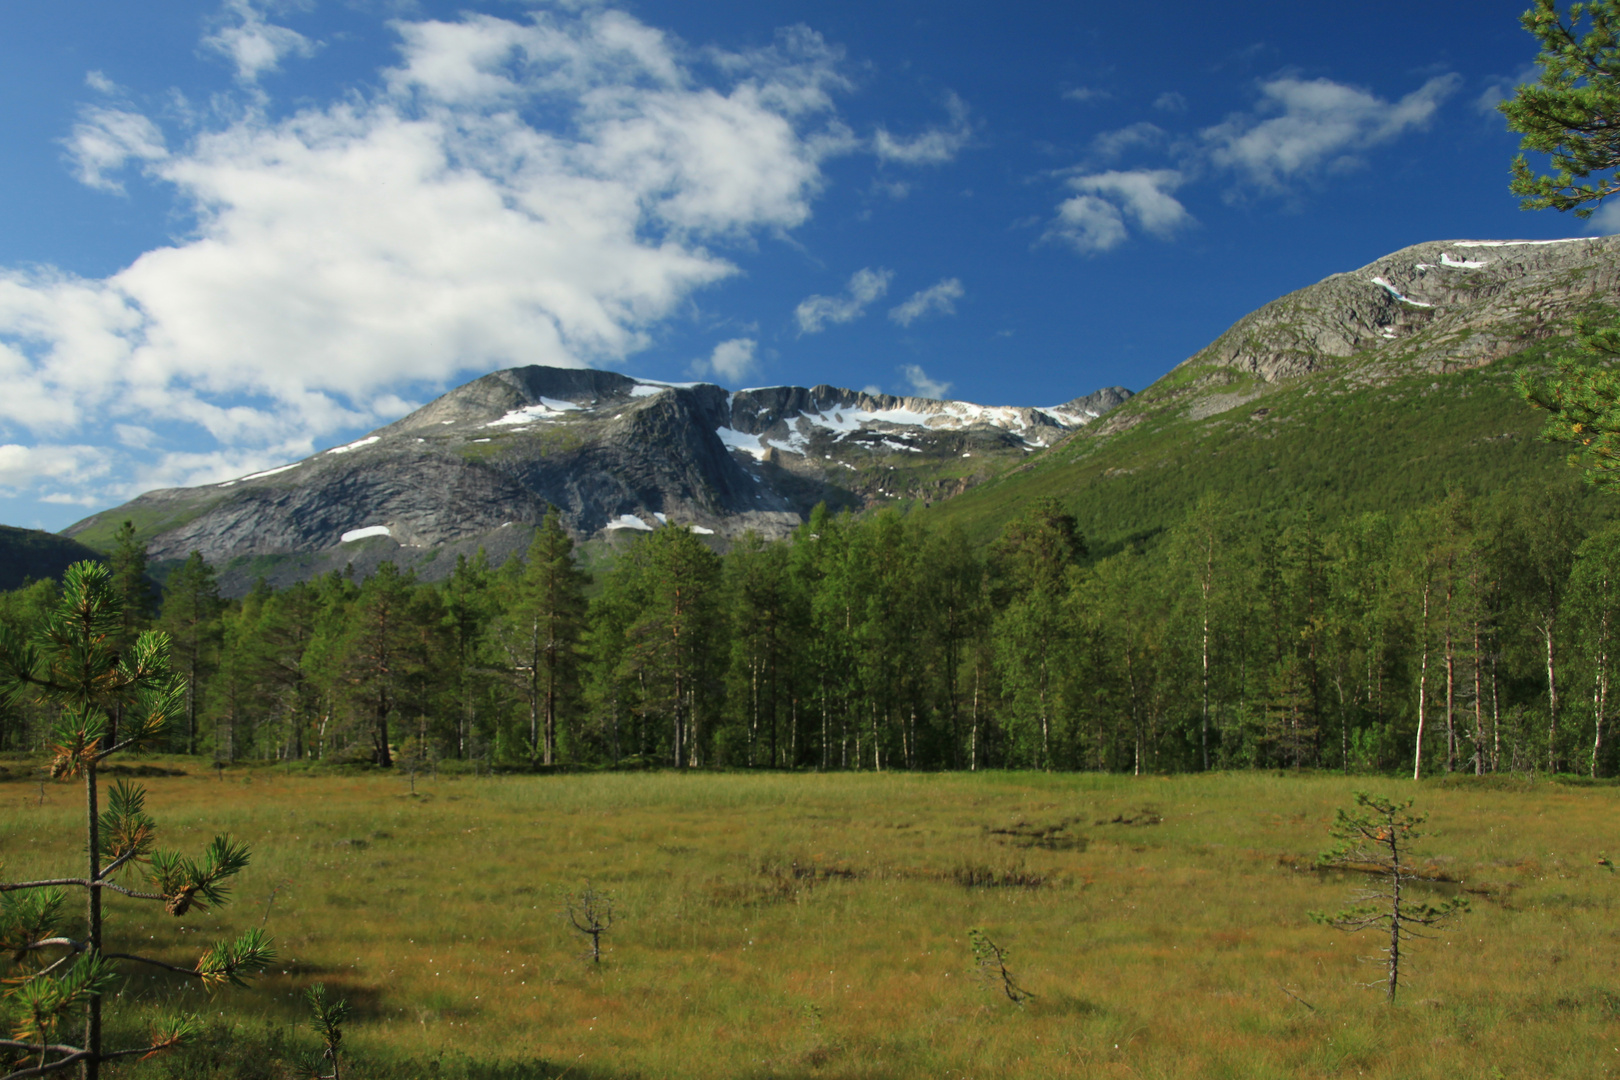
[
  {"xmin": 0, "ymin": 561, "xmax": 273, "ymax": 1079},
  {"xmin": 565, "ymin": 885, "xmax": 614, "ymax": 965},
  {"xmin": 967, "ymin": 928, "xmax": 1033, "ymax": 1006},
  {"xmin": 1312, "ymin": 792, "xmax": 1468, "ymax": 1002},
  {"xmin": 302, "ymin": 983, "xmax": 351, "ymax": 1080}
]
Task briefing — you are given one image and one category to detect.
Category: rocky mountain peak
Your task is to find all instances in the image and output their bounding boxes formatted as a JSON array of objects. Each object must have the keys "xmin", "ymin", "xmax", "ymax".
[{"xmin": 66, "ymin": 367, "xmax": 1129, "ymax": 593}]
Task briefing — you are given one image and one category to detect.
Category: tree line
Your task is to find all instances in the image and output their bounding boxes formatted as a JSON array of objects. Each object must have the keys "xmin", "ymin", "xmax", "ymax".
[{"xmin": 3, "ymin": 488, "xmax": 1619, "ymax": 778}]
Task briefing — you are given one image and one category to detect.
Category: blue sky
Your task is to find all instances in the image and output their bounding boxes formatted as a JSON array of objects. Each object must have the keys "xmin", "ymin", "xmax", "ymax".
[{"xmin": 0, "ymin": 0, "xmax": 1594, "ymax": 531}]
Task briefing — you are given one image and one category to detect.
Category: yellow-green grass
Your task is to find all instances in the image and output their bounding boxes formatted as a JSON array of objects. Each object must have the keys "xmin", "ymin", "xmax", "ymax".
[{"xmin": 4, "ymin": 765, "xmax": 1619, "ymax": 1079}]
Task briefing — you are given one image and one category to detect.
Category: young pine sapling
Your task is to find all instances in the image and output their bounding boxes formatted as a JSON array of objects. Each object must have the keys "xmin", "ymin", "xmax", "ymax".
[
  {"xmin": 967, "ymin": 928, "xmax": 1033, "ymax": 1006},
  {"xmin": 565, "ymin": 885, "xmax": 614, "ymax": 965},
  {"xmin": 302, "ymin": 983, "xmax": 352, "ymax": 1080},
  {"xmin": 0, "ymin": 561, "xmax": 274, "ymax": 1079},
  {"xmin": 1312, "ymin": 791, "xmax": 1468, "ymax": 1002}
]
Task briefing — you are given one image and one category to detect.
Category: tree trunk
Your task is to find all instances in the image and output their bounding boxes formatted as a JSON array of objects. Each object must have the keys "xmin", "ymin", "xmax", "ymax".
[
  {"xmin": 1546, "ymin": 620, "xmax": 1560, "ymax": 774},
  {"xmin": 84, "ymin": 761, "xmax": 102, "ymax": 1080},
  {"xmin": 1595, "ymin": 574, "xmax": 1610, "ymax": 778},
  {"xmin": 1444, "ymin": 564, "xmax": 1456, "ymax": 774},
  {"xmin": 1413, "ymin": 576, "xmax": 1432, "ymax": 781}
]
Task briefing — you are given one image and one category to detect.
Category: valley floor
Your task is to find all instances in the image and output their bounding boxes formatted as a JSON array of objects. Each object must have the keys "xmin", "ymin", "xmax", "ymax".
[{"xmin": 3, "ymin": 764, "xmax": 1617, "ymax": 1079}]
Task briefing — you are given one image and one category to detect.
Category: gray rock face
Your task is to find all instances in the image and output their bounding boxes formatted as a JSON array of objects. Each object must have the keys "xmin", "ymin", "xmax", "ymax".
[
  {"xmin": 66, "ymin": 368, "xmax": 1126, "ymax": 588},
  {"xmin": 1182, "ymin": 236, "xmax": 1620, "ymax": 385}
]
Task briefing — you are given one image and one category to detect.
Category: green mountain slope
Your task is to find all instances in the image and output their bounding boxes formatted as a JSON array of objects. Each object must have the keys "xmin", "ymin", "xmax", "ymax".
[
  {"xmin": 922, "ymin": 236, "xmax": 1620, "ymax": 546},
  {"xmin": 0, "ymin": 525, "xmax": 103, "ymax": 590}
]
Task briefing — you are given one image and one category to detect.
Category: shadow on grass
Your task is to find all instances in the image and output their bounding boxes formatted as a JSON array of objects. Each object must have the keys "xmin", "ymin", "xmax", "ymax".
[{"xmin": 113, "ymin": 1017, "xmax": 638, "ymax": 1080}]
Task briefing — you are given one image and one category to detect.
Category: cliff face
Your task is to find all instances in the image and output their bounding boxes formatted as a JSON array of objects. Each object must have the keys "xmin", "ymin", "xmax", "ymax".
[
  {"xmin": 65, "ymin": 368, "xmax": 1129, "ymax": 590},
  {"xmin": 1179, "ymin": 236, "xmax": 1620, "ymax": 387}
]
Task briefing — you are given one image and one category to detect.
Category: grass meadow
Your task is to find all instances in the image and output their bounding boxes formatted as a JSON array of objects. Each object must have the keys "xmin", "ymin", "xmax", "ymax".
[{"xmin": 4, "ymin": 764, "xmax": 1619, "ymax": 1079}]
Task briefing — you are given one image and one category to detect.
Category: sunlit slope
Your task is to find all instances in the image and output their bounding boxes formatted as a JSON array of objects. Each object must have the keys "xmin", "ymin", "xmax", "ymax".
[{"xmin": 922, "ymin": 236, "xmax": 1620, "ymax": 546}]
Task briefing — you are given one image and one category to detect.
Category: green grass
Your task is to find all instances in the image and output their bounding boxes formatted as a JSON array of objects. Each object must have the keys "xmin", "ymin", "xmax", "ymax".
[{"xmin": 6, "ymin": 764, "xmax": 1620, "ymax": 1078}]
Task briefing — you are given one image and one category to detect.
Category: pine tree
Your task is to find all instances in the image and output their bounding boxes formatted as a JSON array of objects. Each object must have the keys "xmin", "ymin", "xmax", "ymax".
[
  {"xmin": 0, "ymin": 562, "xmax": 272, "ymax": 1078},
  {"xmin": 158, "ymin": 552, "xmax": 223, "ymax": 755},
  {"xmin": 1313, "ymin": 793, "xmax": 1468, "ymax": 1003},
  {"xmin": 1500, "ymin": 0, "xmax": 1620, "ymax": 215},
  {"xmin": 498, "ymin": 514, "xmax": 589, "ymax": 767},
  {"xmin": 625, "ymin": 526, "xmax": 723, "ymax": 768},
  {"xmin": 1503, "ymin": 3, "xmax": 1620, "ymax": 485},
  {"xmin": 107, "ymin": 521, "xmax": 154, "ymax": 650}
]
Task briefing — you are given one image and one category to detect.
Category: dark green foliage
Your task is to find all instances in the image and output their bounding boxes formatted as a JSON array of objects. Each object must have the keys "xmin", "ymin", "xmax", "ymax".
[
  {"xmin": 1519, "ymin": 319, "xmax": 1620, "ymax": 489},
  {"xmin": 1500, "ymin": 0, "xmax": 1620, "ymax": 216},
  {"xmin": 0, "ymin": 526, "xmax": 102, "ymax": 592},
  {"xmin": 494, "ymin": 512, "xmax": 589, "ymax": 766},
  {"xmin": 109, "ymin": 520, "xmax": 156, "ymax": 645},
  {"xmin": 3, "ymin": 477, "xmax": 1615, "ymax": 779}
]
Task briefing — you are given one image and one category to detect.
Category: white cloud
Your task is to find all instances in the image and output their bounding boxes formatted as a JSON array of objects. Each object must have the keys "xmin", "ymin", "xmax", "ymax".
[
  {"xmin": 873, "ymin": 92, "xmax": 972, "ymax": 165},
  {"xmin": 1476, "ymin": 64, "xmax": 1540, "ymax": 117},
  {"xmin": 1154, "ymin": 91, "xmax": 1188, "ymax": 113},
  {"xmin": 693, "ymin": 337, "xmax": 758, "ymax": 383},
  {"xmin": 1047, "ymin": 195, "xmax": 1128, "ymax": 253},
  {"xmin": 0, "ymin": 444, "xmax": 110, "ymax": 494},
  {"xmin": 1047, "ymin": 73, "xmax": 1460, "ymax": 256},
  {"xmin": 64, "ymin": 108, "xmax": 168, "ymax": 193},
  {"xmin": 1047, "ymin": 169, "xmax": 1190, "ymax": 253},
  {"xmin": 1203, "ymin": 74, "xmax": 1461, "ymax": 189},
  {"xmin": 203, "ymin": 0, "xmax": 319, "ymax": 85},
  {"xmin": 889, "ymin": 278, "xmax": 964, "ymax": 326},
  {"xmin": 1063, "ymin": 86, "xmax": 1110, "ymax": 104},
  {"xmin": 900, "ymin": 364, "xmax": 951, "ymax": 399},
  {"xmin": 794, "ymin": 267, "xmax": 892, "ymax": 334},
  {"xmin": 1586, "ymin": 197, "xmax": 1620, "ymax": 234},
  {"xmin": 1090, "ymin": 122, "xmax": 1166, "ymax": 162},
  {"xmin": 84, "ymin": 70, "xmax": 120, "ymax": 95},
  {"xmin": 0, "ymin": 6, "xmax": 856, "ymax": 499}
]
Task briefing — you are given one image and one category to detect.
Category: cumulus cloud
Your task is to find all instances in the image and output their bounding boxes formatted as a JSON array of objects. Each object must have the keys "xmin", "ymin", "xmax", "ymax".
[
  {"xmin": 873, "ymin": 92, "xmax": 972, "ymax": 165},
  {"xmin": 693, "ymin": 337, "xmax": 759, "ymax": 383},
  {"xmin": 1153, "ymin": 91, "xmax": 1188, "ymax": 113},
  {"xmin": 1048, "ymin": 169, "xmax": 1191, "ymax": 253},
  {"xmin": 1047, "ymin": 72, "xmax": 1460, "ymax": 254},
  {"xmin": 0, "ymin": 443, "xmax": 111, "ymax": 497},
  {"xmin": 64, "ymin": 108, "xmax": 168, "ymax": 193},
  {"xmin": 794, "ymin": 267, "xmax": 892, "ymax": 334},
  {"xmin": 889, "ymin": 278, "xmax": 963, "ymax": 326},
  {"xmin": 900, "ymin": 364, "xmax": 951, "ymax": 399},
  {"xmin": 203, "ymin": 0, "xmax": 319, "ymax": 85},
  {"xmin": 1063, "ymin": 86, "xmax": 1110, "ymax": 104},
  {"xmin": 1203, "ymin": 74, "xmax": 1461, "ymax": 189},
  {"xmin": 0, "ymin": 5, "xmax": 856, "ymax": 501}
]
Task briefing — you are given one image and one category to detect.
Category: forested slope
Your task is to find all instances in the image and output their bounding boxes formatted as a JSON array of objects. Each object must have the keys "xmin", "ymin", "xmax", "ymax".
[{"xmin": 923, "ymin": 236, "xmax": 1620, "ymax": 547}]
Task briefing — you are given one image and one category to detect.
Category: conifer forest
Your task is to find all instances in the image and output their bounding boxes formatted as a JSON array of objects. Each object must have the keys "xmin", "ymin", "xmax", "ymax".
[{"xmin": 6, "ymin": 485, "xmax": 1614, "ymax": 781}]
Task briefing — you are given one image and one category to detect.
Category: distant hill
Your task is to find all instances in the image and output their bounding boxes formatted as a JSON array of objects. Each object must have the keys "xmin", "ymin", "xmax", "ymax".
[
  {"xmin": 921, "ymin": 236, "xmax": 1620, "ymax": 547},
  {"xmin": 0, "ymin": 525, "xmax": 104, "ymax": 590}
]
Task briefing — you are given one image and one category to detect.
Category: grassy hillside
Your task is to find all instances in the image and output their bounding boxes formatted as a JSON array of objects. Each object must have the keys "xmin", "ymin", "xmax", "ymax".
[
  {"xmin": 0, "ymin": 524, "xmax": 104, "ymax": 589},
  {"xmin": 6, "ymin": 765, "xmax": 1616, "ymax": 1079},
  {"xmin": 921, "ymin": 336, "xmax": 1613, "ymax": 549}
]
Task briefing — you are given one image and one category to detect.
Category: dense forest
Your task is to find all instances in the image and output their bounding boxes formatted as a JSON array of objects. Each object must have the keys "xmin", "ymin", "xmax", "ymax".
[{"xmin": 2, "ymin": 485, "xmax": 1616, "ymax": 778}]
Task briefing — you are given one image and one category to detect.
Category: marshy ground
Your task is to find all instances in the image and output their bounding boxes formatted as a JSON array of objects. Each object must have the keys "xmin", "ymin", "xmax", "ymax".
[{"xmin": 4, "ymin": 764, "xmax": 1617, "ymax": 1078}]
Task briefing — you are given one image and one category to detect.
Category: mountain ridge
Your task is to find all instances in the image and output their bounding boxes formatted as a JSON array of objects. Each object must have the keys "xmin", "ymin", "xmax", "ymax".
[
  {"xmin": 62, "ymin": 369, "xmax": 1129, "ymax": 592},
  {"xmin": 923, "ymin": 235, "xmax": 1620, "ymax": 545}
]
